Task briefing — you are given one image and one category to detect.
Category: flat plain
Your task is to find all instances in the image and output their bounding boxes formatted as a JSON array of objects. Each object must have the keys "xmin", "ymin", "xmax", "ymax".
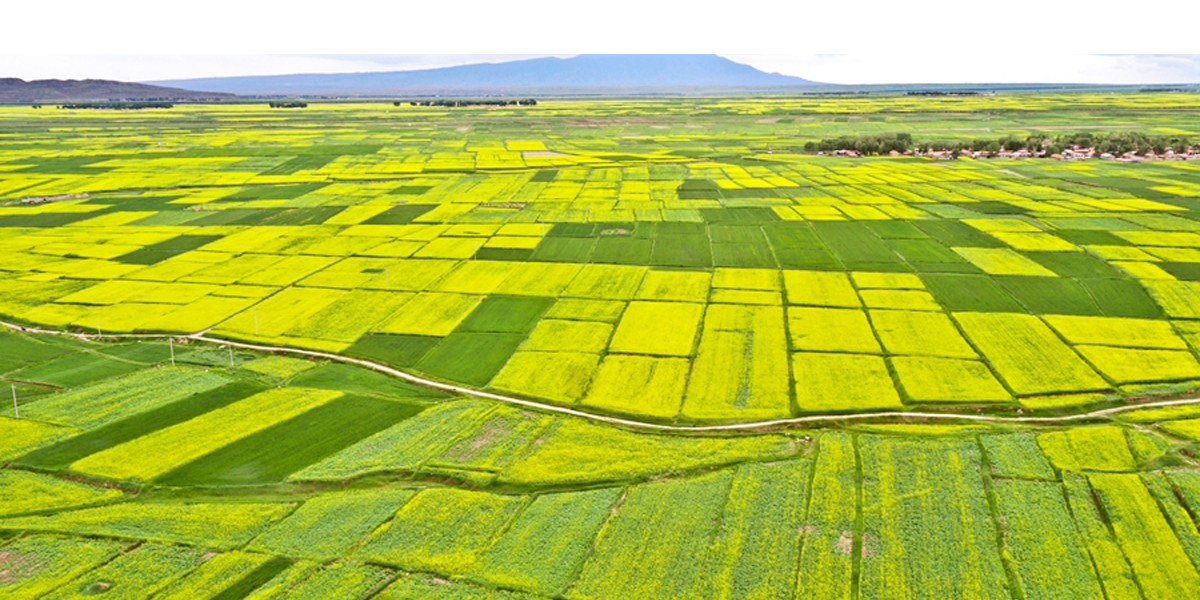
[{"xmin": 3, "ymin": 94, "xmax": 1200, "ymax": 598}]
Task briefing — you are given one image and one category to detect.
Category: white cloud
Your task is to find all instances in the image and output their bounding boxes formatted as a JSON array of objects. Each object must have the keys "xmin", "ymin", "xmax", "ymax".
[{"xmin": 3, "ymin": 0, "xmax": 1198, "ymax": 57}]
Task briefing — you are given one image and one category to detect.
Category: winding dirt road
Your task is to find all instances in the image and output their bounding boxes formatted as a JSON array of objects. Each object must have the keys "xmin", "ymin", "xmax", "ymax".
[{"xmin": 4, "ymin": 319, "xmax": 1198, "ymax": 434}]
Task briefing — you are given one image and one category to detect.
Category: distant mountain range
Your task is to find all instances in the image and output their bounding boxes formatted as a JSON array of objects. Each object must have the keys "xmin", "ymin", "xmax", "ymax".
[
  {"xmin": 0, "ymin": 78, "xmax": 235, "ymax": 103},
  {"xmin": 10, "ymin": 56, "xmax": 1186, "ymax": 103},
  {"xmin": 148, "ymin": 54, "xmax": 823, "ymax": 96}
]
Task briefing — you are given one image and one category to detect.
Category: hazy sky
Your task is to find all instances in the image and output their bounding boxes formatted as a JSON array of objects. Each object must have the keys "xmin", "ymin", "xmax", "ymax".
[
  {"xmin": 1, "ymin": 54, "xmax": 1198, "ymax": 85},
  {"xmin": 0, "ymin": 54, "xmax": 1197, "ymax": 85},
  {"xmin": 2, "ymin": 0, "xmax": 1196, "ymax": 85}
]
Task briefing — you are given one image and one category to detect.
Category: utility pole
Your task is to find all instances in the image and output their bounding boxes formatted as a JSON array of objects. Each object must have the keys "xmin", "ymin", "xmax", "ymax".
[
  {"xmin": 169, "ymin": 337, "xmax": 175, "ymax": 366},
  {"xmin": 228, "ymin": 346, "xmax": 235, "ymax": 369},
  {"xmin": 96, "ymin": 319, "xmax": 102, "ymax": 339},
  {"xmin": 11, "ymin": 384, "xmax": 17, "ymax": 419}
]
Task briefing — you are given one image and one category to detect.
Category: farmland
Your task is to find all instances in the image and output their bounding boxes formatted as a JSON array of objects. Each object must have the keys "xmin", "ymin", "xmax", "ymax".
[{"xmin": 3, "ymin": 93, "xmax": 1200, "ymax": 597}]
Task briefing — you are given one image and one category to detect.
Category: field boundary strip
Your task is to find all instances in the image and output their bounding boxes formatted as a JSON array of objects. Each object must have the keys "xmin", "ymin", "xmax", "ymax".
[{"xmin": 3, "ymin": 318, "xmax": 1199, "ymax": 434}]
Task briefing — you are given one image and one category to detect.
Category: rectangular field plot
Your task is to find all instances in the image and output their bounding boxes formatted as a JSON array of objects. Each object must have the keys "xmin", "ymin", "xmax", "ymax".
[
  {"xmin": 581, "ymin": 355, "xmax": 689, "ymax": 418},
  {"xmin": 796, "ymin": 432, "xmax": 857, "ymax": 600},
  {"xmin": 711, "ymin": 267, "xmax": 781, "ymax": 291},
  {"xmin": 519, "ymin": 319, "xmax": 612, "ymax": 353},
  {"xmin": 416, "ymin": 332, "xmax": 526, "ymax": 386},
  {"xmin": 1140, "ymin": 280, "xmax": 1200, "ymax": 319},
  {"xmin": 238, "ymin": 255, "xmax": 339, "ymax": 286},
  {"xmin": 0, "ymin": 417, "xmax": 77, "ymax": 461},
  {"xmin": 17, "ymin": 367, "xmax": 230, "ymax": 429},
  {"xmin": 979, "ymin": 433, "xmax": 1055, "ymax": 480},
  {"xmin": 0, "ymin": 534, "xmax": 126, "ymax": 598},
  {"xmin": 1036, "ymin": 426, "xmax": 1136, "ymax": 472},
  {"xmin": 996, "ymin": 276, "xmax": 1103, "ymax": 316},
  {"xmin": 249, "ymin": 488, "xmax": 415, "ymax": 560},
  {"xmin": 7, "ymin": 351, "xmax": 145, "ymax": 389},
  {"xmin": 136, "ymin": 295, "xmax": 261, "ymax": 333},
  {"xmin": 608, "ymin": 301, "xmax": 704, "ymax": 357},
  {"xmin": 455, "ymin": 295, "xmax": 554, "ymax": 333},
  {"xmin": 354, "ymin": 488, "xmax": 526, "ymax": 572},
  {"xmin": 148, "ymin": 550, "xmax": 279, "ymax": 599},
  {"xmin": 154, "ymin": 394, "xmax": 423, "ymax": 485},
  {"xmin": 291, "ymin": 400, "xmax": 492, "ymax": 481},
  {"xmin": 858, "ymin": 288, "xmax": 941, "ymax": 312},
  {"xmin": 430, "ymin": 407, "xmax": 552, "ymax": 472},
  {"xmin": 1075, "ymin": 345, "xmax": 1200, "ymax": 384},
  {"xmin": 793, "ymin": 352, "xmax": 902, "ymax": 411},
  {"xmin": 214, "ymin": 286, "xmax": 345, "ymax": 338},
  {"xmin": 498, "ymin": 418, "xmax": 794, "ymax": 486},
  {"xmin": 697, "ymin": 460, "xmax": 812, "ymax": 600},
  {"xmin": 788, "ymin": 306, "xmax": 880, "ymax": 353},
  {"xmin": 680, "ymin": 304, "xmax": 791, "ymax": 420},
  {"xmin": 286, "ymin": 290, "xmax": 416, "ymax": 343},
  {"xmin": 953, "ymin": 247, "xmax": 1058, "ymax": 276},
  {"xmin": 1061, "ymin": 474, "xmax": 1145, "ymax": 600},
  {"xmin": 431, "ymin": 261, "xmax": 522, "ymax": 294},
  {"xmin": 1089, "ymin": 473, "xmax": 1200, "ymax": 599},
  {"xmin": 343, "ymin": 333, "xmax": 442, "ymax": 369},
  {"xmin": 891, "ymin": 356, "xmax": 1011, "ymax": 403},
  {"xmin": 859, "ymin": 436, "xmax": 1012, "ymax": 600},
  {"xmin": 301, "ymin": 257, "xmax": 458, "ymax": 291},
  {"xmin": 992, "ymin": 479, "xmax": 1104, "ymax": 599},
  {"xmin": 374, "ymin": 292, "xmax": 483, "ymax": 337},
  {"xmin": 635, "ymin": 269, "xmax": 711, "ymax": 302},
  {"xmin": 377, "ymin": 575, "xmax": 543, "ymax": 600},
  {"xmin": 0, "ymin": 470, "xmax": 124, "ymax": 517},
  {"xmin": 492, "ymin": 263, "xmax": 583, "ymax": 297},
  {"xmin": 0, "ymin": 502, "xmax": 291, "ymax": 549},
  {"xmin": 919, "ymin": 273, "xmax": 1024, "ymax": 312},
  {"xmin": 466, "ymin": 488, "xmax": 621, "ymax": 596},
  {"xmin": 567, "ymin": 471, "xmax": 732, "ymax": 600},
  {"xmin": 562, "ymin": 264, "xmax": 647, "ymax": 300},
  {"xmin": 1043, "ymin": 314, "xmax": 1189, "ymax": 349},
  {"xmin": 43, "ymin": 542, "xmax": 206, "ymax": 600},
  {"xmin": 281, "ymin": 561, "xmax": 395, "ymax": 600},
  {"xmin": 954, "ymin": 312, "xmax": 1108, "ymax": 396},
  {"xmin": 868, "ymin": 309, "xmax": 976, "ymax": 358},
  {"xmin": 490, "ymin": 351, "xmax": 601, "ymax": 404},
  {"xmin": 70, "ymin": 387, "xmax": 341, "ymax": 481}
]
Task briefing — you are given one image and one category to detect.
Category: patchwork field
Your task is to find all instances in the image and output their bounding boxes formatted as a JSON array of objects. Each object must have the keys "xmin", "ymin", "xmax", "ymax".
[{"xmin": 3, "ymin": 94, "xmax": 1200, "ymax": 598}]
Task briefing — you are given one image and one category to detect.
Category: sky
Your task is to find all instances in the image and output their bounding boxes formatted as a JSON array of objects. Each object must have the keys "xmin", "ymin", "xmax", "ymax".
[
  {"xmin": 2, "ymin": 0, "xmax": 1197, "ymax": 85},
  {"xmin": 2, "ymin": 54, "xmax": 1198, "ymax": 86}
]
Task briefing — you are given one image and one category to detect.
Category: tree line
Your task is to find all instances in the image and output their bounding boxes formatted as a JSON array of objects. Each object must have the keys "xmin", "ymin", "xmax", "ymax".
[
  {"xmin": 805, "ymin": 132, "xmax": 1193, "ymax": 156},
  {"xmin": 803, "ymin": 133, "xmax": 913, "ymax": 155},
  {"xmin": 58, "ymin": 102, "xmax": 173, "ymax": 110},
  {"xmin": 268, "ymin": 102, "xmax": 308, "ymax": 108},
  {"xmin": 398, "ymin": 99, "xmax": 537, "ymax": 107}
]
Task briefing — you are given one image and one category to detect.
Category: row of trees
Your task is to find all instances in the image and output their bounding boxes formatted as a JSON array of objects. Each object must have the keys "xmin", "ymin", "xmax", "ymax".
[
  {"xmin": 905, "ymin": 91, "xmax": 982, "ymax": 97},
  {"xmin": 804, "ymin": 132, "xmax": 1192, "ymax": 157},
  {"xmin": 58, "ymin": 102, "xmax": 173, "ymax": 110},
  {"xmin": 1043, "ymin": 132, "xmax": 1191, "ymax": 156},
  {"xmin": 398, "ymin": 99, "xmax": 537, "ymax": 107},
  {"xmin": 268, "ymin": 101, "xmax": 307, "ymax": 108},
  {"xmin": 803, "ymin": 133, "xmax": 913, "ymax": 155}
]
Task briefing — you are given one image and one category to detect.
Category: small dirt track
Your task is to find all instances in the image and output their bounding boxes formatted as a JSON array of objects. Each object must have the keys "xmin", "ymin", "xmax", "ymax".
[{"xmin": 4, "ymin": 319, "xmax": 1197, "ymax": 434}]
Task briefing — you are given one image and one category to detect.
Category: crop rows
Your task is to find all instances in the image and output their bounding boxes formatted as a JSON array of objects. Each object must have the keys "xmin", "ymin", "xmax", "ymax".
[{"xmin": 4, "ymin": 96, "xmax": 1200, "ymax": 598}]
